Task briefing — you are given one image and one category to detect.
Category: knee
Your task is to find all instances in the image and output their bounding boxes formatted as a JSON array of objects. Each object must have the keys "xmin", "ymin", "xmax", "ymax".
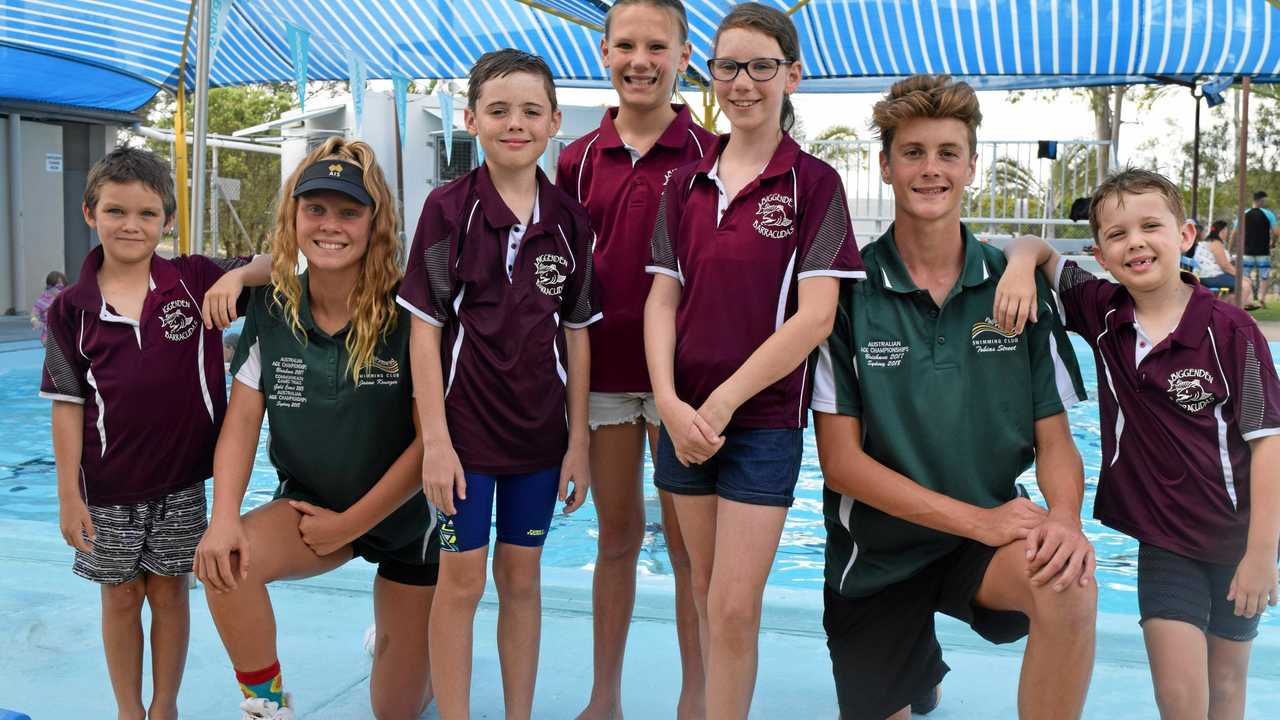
[
  {"xmin": 437, "ymin": 566, "xmax": 486, "ymax": 608},
  {"xmin": 706, "ymin": 587, "xmax": 761, "ymax": 642},
  {"xmin": 492, "ymin": 561, "xmax": 540, "ymax": 605},
  {"xmin": 1029, "ymin": 577, "xmax": 1097, "ymax": 633},
  {"xmin": 145, "ymin": 576, "xmax": 189, "ymax": 613},
  {"xmin": 597, "ymin": 518, "xmax": 645, "ymax": 564},
  {"xmin": 1209, "ymin": 660, "xmax": 1248, "ymax": 701},
  {"xmin": 102, "ymin": 580, "xmax": 146, "ymax": 615},
  {"xmin": 371, "ymin": 692, "xmax": 426, "ymax": 720},
  {"xmin": 1153, "ymin": 680, "xmax": 1205, "ymax": 717}
]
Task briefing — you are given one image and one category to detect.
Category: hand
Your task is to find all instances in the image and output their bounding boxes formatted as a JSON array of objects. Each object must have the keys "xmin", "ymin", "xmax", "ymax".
[
  {"xmin": 423, "ymin": 441, "xmax": 466, "ymax": 516},
  {"xmin": 202, "ymin": 269, "xmax": 245, "ymax": 330},
  {"xmin": 657, "ymin": 397, "xmax": 723, "ymax": 466},
  {"xmin": 992, "ymin": 253, "xmax": 1040, "ymax": 335},
  {"xmin": 1025, "ymin": 512, "xmax": 1095, "ymax": 591},
  {"xmin": 559, "ymin": 443, "xmax": 590, "ymax": 514},
  {"xmin": 974, "ymin": 497, "xmax": 1048, "ymax": 548},
  {"xmin": 58, "ymin": 496, "xmax": 95, "ymax": 553},
  {"xmin": 194, "ymin": 515, "xmax": 251, "ymax": 593},
  {"xmin": 289, "ymin": 500, "xmax": 358, "ymax": 556},
  {"xmin": 1227, "ymin": 551, "xmax": 1279, "ymax": 618}
]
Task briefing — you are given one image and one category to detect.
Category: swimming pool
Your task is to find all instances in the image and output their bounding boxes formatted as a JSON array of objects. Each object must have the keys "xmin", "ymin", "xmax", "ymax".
[{"xmin": 0, "ymin": 335, "xmax": 1274, "ymax": 625}]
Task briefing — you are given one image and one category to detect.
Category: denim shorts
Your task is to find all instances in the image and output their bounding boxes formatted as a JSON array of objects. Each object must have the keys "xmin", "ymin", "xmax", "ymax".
[{"xmin": 654, "ymin": 425, "xmax": 803, "ymax": 507}]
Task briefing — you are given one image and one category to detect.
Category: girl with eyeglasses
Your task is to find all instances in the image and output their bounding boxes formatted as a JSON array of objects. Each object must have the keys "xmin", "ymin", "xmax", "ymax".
[{"xmin": 643, "ymin": 3, "xmax": 865, "ymax": 716}]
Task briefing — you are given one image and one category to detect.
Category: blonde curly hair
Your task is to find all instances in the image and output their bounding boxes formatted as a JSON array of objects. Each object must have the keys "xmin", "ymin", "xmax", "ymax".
[{"xmin": 269, "ymin": 137, "xmax": 401, "ymax": 384}]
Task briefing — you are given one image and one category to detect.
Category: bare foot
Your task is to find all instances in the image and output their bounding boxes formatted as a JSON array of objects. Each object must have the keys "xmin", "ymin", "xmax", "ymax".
[{"xmin": 575, "ymin": 699, "xmax": 623, "ymax": 720}]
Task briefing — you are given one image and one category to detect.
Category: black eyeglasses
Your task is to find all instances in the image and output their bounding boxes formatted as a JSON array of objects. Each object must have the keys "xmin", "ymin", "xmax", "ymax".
[{"xmin": 705, "ymin": 57, "xmax": 795, "ymax": 82}]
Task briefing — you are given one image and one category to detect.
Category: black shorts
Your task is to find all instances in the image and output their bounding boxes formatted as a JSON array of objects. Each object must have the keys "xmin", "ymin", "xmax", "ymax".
[
  {"xmin": 1138, "ymin": 543, "xmax": 1259, "ymax": 642},
  {"xmin": 823, "ymin": 540, "xmax": 1029, "ymax": 720},
  {"xmin": 276, "ymin": 484, "xmax": 439, "ymax": 587}
]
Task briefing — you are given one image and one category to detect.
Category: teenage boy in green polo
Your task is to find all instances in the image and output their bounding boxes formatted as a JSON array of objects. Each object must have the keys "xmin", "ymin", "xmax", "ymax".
[{"xmin": 811, "ymin": 75, "xmax": 1095, "ymax": 720}]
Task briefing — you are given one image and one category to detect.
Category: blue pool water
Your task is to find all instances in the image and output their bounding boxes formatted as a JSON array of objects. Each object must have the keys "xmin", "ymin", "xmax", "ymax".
[{"xmin": 0, "ymin": 335, "xmax": 1274, "ymax": 625}]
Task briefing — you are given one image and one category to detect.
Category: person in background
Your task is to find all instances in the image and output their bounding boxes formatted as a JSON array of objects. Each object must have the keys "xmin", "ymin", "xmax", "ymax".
[
  {"xmin": 31, "ymin": 270, "xmax": 67, "ymax": 346},
  {"xmin": 1231, "ymin": 191, "xmax": 1278, "ymax": 306}
]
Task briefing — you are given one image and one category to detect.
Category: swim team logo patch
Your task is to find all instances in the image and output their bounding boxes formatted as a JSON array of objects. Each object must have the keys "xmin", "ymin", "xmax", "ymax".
[
  {"xmin": 663, "ymin": 168, "xmax": 676, "ymax": 187},
  {"xmin": 158, "ymin": 299, "xmax": 197, "ymax": 342},
  {"xmin": 753, "ymin": 193, "xmax": 795, "ymax": 239},
  {"xmin": 534, "ymin": 253, "xmax": 568, "ymax": 296},
  {"xmin": 1167, "ymin": 368, "xmax": 1217, "ymax": 413},
  {"xmin": 970, "ymin": 317, "xmax": 1019, "ymax": 353},
  {"xmin": 327, "ymin": 163, "xmax": 344, "ymax": 177}
]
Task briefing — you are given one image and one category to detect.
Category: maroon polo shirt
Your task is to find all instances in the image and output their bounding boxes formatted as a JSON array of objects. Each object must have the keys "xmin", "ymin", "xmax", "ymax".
[
  {"xmin": 1056, "ymin": 259, "xmax": 1280, "ymax": 564},
  {"xmin": 556, "ymin": 105, "xmax": 716, "ymax": 393},
  {"xmin": 398, "ymin": 164, "xmax": 601, "ymax": 474},
  {"xmin": 39, "ymin": 246, "xmax": 248, "ymax": 505},
  {"xmin": 647, "ymin": 133, "xmax": 865, "ymax": 429}
]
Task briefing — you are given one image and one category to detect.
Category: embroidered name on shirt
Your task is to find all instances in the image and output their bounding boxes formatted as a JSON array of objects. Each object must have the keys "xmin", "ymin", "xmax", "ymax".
[
  {"xmin": 534, "ymin": 254, "xmax": 568, "ymax": 296},
  {"xmin": 158, "ymin": 299, "xmax": 197, "ymax": 342},
  {"xmin": 269, "ymin": 356, "xmax": 308, "ymax": 409},
  {"xmin": 970, "ymin": 317, "xmax": 1020, "ymax": 353},
  {"xmin": 358, "ymin": 356, "xmax": 402, "ymax": 388},
  {"xmin": 1167, "ymin": 368, "xmax": 1217, "ymax": 413},
  {"xmin": 861, "ymin": 340, "xmax": 910, "ymax": 368},
  {"xmin": 663, "ymin": 168, "xmax": 676, "ymax": 187},
  {"xmin": 753, "ymin": 193, "xmax": 795, "ymax": 239}
]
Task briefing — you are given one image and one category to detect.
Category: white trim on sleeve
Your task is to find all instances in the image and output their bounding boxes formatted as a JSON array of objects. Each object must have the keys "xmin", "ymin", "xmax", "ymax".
[
  {"xmin": 797, "ymin": 269, "xmax": 869, "ymax": 281},
  {"xmin": 39, "ymin": 392, "xmax": 85, "ymax": 404},
  {"xmin": 396, "ymin": 295, "xmax": 444, "ymax": 327},
  {"xmin": 233, "ymin": 339, "xmax": 263, "ymax": 391},
  {"xmin": 645, "ymin": 265, "xmax": 684, "ymax": 284},
  {"xmin": 563, "ymin": 311, "xmax": 603, "ymax": 329},
  {"xmin": 1241, "ymin": 427, "xmax": 1280, "ymax": 442}
]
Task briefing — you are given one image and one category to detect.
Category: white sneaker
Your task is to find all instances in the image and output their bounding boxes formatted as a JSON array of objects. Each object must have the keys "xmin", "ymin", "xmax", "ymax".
[{"xmin": 240, "ymin": 695, "xmax": 295, "ymax": 719}]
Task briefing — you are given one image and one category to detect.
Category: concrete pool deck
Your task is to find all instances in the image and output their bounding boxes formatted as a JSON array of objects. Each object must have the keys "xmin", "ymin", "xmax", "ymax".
[{"xmin": 2, "ymin": 516, "xmax": 1278, "ymax": 719}]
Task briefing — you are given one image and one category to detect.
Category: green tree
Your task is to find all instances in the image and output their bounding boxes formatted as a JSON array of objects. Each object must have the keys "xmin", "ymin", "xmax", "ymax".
[{"xmin": 147, "ymin": 83, "xmax": 295, "ymax": 255}]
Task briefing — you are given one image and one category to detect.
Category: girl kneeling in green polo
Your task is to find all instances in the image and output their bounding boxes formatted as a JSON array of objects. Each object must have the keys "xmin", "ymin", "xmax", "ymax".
[{"xmin": 196, "ymin": 138, "xmax": 438, "ymax": 720}]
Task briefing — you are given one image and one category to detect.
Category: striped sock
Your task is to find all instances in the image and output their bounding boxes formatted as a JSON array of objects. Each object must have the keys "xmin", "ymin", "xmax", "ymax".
[{"xmin": 236, "ymin": 661, "xmax": 284, "ymax": 705}]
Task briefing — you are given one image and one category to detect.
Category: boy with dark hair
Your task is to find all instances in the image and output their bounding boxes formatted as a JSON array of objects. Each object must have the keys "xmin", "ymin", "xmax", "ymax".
[
  {"xmin": 42, "ymin": 146, "xmax": 269, "ymax": 720},
  {"xmin": 399, "ymin": 49, "xmax": 599, "ymax": 720},
  {"xmin": 997, "ymin": 168, "xmax": 1280, "ymax": 720},
  {"xmin": 812, "ymin": 74, "xmax": 1095, "ymax": 720}
]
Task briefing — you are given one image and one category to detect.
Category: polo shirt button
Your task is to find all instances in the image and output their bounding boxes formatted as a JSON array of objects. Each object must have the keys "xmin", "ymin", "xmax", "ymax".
[
  {"xmin": 929, "ymin": 309, "xmax": 938, "ymax": 318},
  {"xmin": 511, "ymin": 243, "xmax": 517, "ymax": 249},
  {"xmin": 937, "ymin": 336, "xmax": 946, "ymax": 345}
]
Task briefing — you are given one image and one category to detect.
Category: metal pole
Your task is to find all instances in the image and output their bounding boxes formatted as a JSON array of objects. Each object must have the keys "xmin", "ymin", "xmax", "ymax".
[
  {"xmin": 1235, "ymin": 78, "xmax": 1250, "ymax": 307},
  {"xmin": 1191, "ymin": 92, "xmax": 1201, "ymax": 221},
  {"xmin": 210, "ymin": 145, "xmax": 219, "ymax": 255},
  {"xmin": 7, "ymin": 114, "xmax": 22, "ymax": 314},
  {"xmin": 191, "ymin": 0, "xmax": 213, "ymax": 256}
]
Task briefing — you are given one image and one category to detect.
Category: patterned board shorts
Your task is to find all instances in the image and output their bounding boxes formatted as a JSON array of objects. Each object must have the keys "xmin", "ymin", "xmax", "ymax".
[{"xmin": 72, "ymin": 483, "xmax": 207, "ymax": 585}]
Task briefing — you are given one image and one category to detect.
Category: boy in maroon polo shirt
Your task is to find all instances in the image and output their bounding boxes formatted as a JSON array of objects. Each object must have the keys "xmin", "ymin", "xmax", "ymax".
[
  {"xmin": 645, "ymin": 5, "xmax": 863, "ymax": 716},
  {"xmin": 398, "ymin": 50, "xmax": 599, "ymax": 720},
  {"xmin": 997, "ymin": 169, "xmax": 1280, "ymax": 720},
  {"xmin": 554, "ymin": 1, "xmax": 715, "ymax": 716},
  {"xmin": 40, "ymin": 147, "xmax": 269, "ymax": 720}
]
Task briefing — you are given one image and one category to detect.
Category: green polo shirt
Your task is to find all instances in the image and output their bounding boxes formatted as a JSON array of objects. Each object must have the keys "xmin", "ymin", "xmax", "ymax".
[
  {"xmin": 812, "ymin": 225, "xmax": 1086, "ymax": 598},
  {"xmin": 230, "ymin": 276, "xmax": 433, "ymax": 562}
]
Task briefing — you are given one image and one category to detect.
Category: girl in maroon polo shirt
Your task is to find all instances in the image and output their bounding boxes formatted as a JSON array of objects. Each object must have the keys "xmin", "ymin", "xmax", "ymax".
[
  {"xmin": 645, "ymin": 4, "xmax": 864, "ymax": 716},
  {"xmin": 554, "ymin": 1, "xmax": 715, "ymax": 716}
]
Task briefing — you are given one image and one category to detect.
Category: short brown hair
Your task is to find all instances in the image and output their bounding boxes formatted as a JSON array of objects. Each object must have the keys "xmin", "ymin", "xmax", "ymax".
[
  {"xmin": 713, "ymin": 3, "xmax": 800, "ymax": 133},
  {"xmin": 84, "ymin": 146, "xmax": 177, "ymax": 223},
  {"xmin": 468, "ymin": 49, "xmax": 558, "ymax": 112},
  {"xmin": 605, "ymin": 0, "xmax": 689, "ymax": 44},
  {"xmin": 1088, "ymin": 168, "xmax": 1186, "ymax": 239},
  {"xmin": 872, "ymin": 74, "xmax": 982, "ymax": 155}
]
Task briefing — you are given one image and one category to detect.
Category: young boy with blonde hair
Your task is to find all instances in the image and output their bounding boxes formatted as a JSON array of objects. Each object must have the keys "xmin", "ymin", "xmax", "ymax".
[{"xmin": 997, "ymin": 168, "xmax": 1280, "ymax": 720}]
